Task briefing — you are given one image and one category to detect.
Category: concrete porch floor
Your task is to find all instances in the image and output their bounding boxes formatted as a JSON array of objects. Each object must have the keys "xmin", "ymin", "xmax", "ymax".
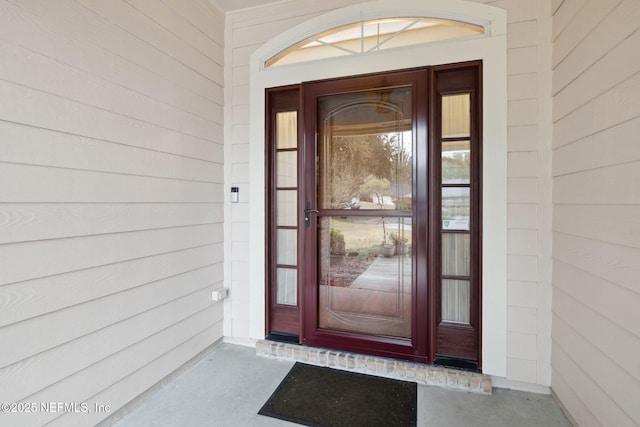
[{"xmin": 106, "ymin": 343, "xmax": 572, "ymax": 427}]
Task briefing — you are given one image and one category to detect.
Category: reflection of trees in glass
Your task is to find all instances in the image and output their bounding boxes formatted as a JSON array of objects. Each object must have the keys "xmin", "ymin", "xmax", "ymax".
[
  {"xmin": 442, "ymin": 151, "xmax": 470, "ymax": 182},
  {"xmin": 328, "ymin": 133, "xmax": 412, "ymax": 206},
  {"xmin": 387, "ymin": 133, "xmax": 412, "ymax": 192},
  {"xmin": 328, "ymin": 134, "xmax": 391, "ymax": 206},
  {"xmin": 359, "ymin": 175, "xmax": 391, "ymax": 205},
  {"xmin": 359, "ymin": 175, "xmax": 392, "ymax": 245}
]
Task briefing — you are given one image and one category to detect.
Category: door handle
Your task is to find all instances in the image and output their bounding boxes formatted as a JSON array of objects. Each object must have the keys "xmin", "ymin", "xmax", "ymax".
[{"xmin": 304, "ymin": 200, "xmax": 319, "ymax": 227}]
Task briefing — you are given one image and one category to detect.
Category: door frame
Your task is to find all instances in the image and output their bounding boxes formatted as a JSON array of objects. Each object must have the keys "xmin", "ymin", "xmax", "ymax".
[
  {"xmin": 247, "ymin": 0, "xmax": 508, "ymax": 376},
  {"xmin": 266, "ymin": 64, "xmax": 483, "ymax": 366}
]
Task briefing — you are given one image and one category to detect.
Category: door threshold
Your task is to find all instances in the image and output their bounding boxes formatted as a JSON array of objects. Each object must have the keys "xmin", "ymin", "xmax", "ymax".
[{"xmin": 256, "ymin": 339, "xmax": 491, "ymax": 394}]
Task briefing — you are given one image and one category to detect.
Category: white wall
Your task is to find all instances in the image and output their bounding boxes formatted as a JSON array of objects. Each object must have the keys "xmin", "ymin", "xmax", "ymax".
[
  {"xmin": 551, "ymin": 0, "xmax": 640, "ymax": 425},
  {"xmin": 489, "ymin": 0, "xmax": 555, "ymax": 389},
  {"xmin": 0, "ymin": 1, "xmax": 225, "ymax": 426},
  {"xmin": 225, "ymin": 0, "xmax": 554, "ymax": 387}
]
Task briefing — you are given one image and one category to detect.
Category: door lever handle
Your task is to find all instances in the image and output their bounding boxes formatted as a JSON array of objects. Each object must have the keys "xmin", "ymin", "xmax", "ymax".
[{"xmin": 304, "ymin": 201, "xmax": 319, "ymax": 227}]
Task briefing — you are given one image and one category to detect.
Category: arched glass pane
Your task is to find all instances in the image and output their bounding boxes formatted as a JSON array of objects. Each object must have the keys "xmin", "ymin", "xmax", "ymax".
[
  {"xmin": 317, "ymin": 87, "xmax": 413, "ymax": 210},
  {"xmin": 266, "ymin": 18, "xmax": 484, "ymax": 68}
]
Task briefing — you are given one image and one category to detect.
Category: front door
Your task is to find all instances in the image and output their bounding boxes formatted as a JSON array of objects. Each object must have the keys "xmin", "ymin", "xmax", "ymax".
[
  {"xmin": 266, "ymin": 63, "xmax": 482, "ymax": 368},
  {"xmin": 301, "ymin": 69, "xmax": 428, "ymax": 361}
]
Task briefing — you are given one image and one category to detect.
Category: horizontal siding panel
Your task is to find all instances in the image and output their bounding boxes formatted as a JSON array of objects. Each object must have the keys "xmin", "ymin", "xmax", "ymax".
[
  {"xmin": 508, "ymin": 229, "xmax": 538, "ymax": 255},
  {"xmin": 507, "ymin": 254, "xmax": 538, "ymax": 282},
  {"xmin": 508, "ymin": 125, "xmax": 540, "ymax": 152},
  {"xmin": 551, "ymin": 366, "xmax": 599, "ymax": 427},
  {"xmin": 507, "ymin": 152, "xmax": 538, "ymax": 177},
  {"xmin": 482, "ymin": 0, "xmax": 537, "ymax": 23},
  {"xmin": 507, "ymin": 46, "xmax": 538, "ymax": 75},
  {"xmin": 551, "ymin": 2, "xmax": 640, "ymax": 423},
  {"xmin": 507, "ymin": 306, "xmax": 537, "ymax": 334},
  {"xmin": 162, "ymin": 0, "xmax": 225, "ymax": 46},
  {"xmin": 507, "ymin": 203, "xmax": 538, "ymax": 229},
  {"xmin": 230, "ymin": 203, "xmax": 250, "ymax": 223},
  {"xmin": 507, "ymin": 20, "xmax": 538, "ymax": 49},
  {"xmin": 54, "ymin": 324, "xmax": 223, "ymax": 427},
  {"xmin": 507, "ymin": 99, "xmax": 538, "ymax": 126},
  {"xmin": 232, "ymin": 126, "xmax": 249, "ymax": 147},
  {"xmin": 551, "ymin": 322, "xmax": 638, "ymax": 427},
  {"xmin": 1, "ymin": 122, "xmax": 222, "ymax": 183},
  {"xmin": 553, "ymin": 204, "xmax": 640, "ymax": 249},
  {"xmin": 507, "ymin": 331, "xmax": 537, "ymax": 359},
  {"xmin": 228, "ymin": 0, "xmax": 354, "ymax": 29},
  {"xmin": 0, "ymin": 163, "xmax": 222, "ymax": 203},
  {"xmin": 232, "ymin": 43, "xmax": 261, "ymax": 68},
  {"xmin": 554, "ymin": 260, "xmax": 640, "ymax": 339},
  {"xmin": 231, "ymin": 65, "xmax": 250, "ymax": 86},
  {"xmin": 0, "ymin": 1, "xmax": 220, "ymax": 122},
  {"xmin": 233, "ymin": 84, "xmax": 250, "ymax": 106},
  {"xmin": 506, "ymin": 357, "xmax": 537, "ymax": 383},
  {"xmin": 508, "ymin": 177, "xmax": 538, "ymax": 203},
  {"xmin": 5, "ymin": 0, "xmax": 221, "ymax": 103},
  {"xmin": 554, "ymin": 30, "xmax": 640, "ymax": 122},
  {"xmin": 552, "ymin": 0, "xmax": 620, "ymax": 68},
  {"xmin": 553, "ymin": 116, "xmax": 640, "ymax": 177},
  {"xmin": 232, "ymin": 105, "xmax": 250, "ymax": 127},
  {"xmin": 551, "ymin": 0, "xmax": 566, "ymax": 16},
  {"xmin": 0, "ymin": 40, "xmax": 220, "ymax": 141},
  {"xmin": 508, "ymin": 73, "xmax": 538, "ymax": 100},
  {"xmin": 553, "ymin": 161, "xmax": 640, "ymax": 205},
  {"xmin": 0, "ymin": 203, "xmax": 221, "ymax": 244},
  {"xmin": 507, "ymin": 281, "xmax": 538, "ymax": 308},
  {"xmin": 0, "ymin": 245, "xmax": 222, "ymax": 327},
  {"xmin": 4, "ymin": 310, "xmax": 222, "ymax": 427},
  {"xmin": 0, "ymin": 81, "xmax": 221, "ymax": 162},
  {"xmin": 232, "ymin": 14, "xmax": 322, "ymax": 48},
  {"xmin": 552, "ymin": 0, "xmax": 587, "ymax": 40},
  {"xmin": 0, "ymin": 224, "xmax": 222, "ymax": 285},
  {"xmin": 553, "ymin": 72, "xmax": 640, "ymax": 147},
  {"xmin": 231, "ymin": 142, "xmax": 250, "ymax": 163},
  {"xmin": 553, "ymin": 296, "xmax": 640, "ymax": 416},
  {"xmin": 553, "ymin": 0, "xmax": 640, "ymax": 93},
  {"xmin": 553, "ymin": 232, "xmax": 640, "ymax": 293},
  {"xmin": 0, "ymin": 277, "xmax": 221, "ymax": 400},
  {"xmin": 0, "ymin": 0, "xmax": 224, "ymax": 420},
  {"xmin": 80, "ymin": 0, "xmax": 223, "ymax": 84},
  {"xmin": 125, "ymin": 0, "xmax": 223, "ymax": 65},
  {"xmin": 58, "ymin": 324, "xmax": 222, "ymax": 427}
]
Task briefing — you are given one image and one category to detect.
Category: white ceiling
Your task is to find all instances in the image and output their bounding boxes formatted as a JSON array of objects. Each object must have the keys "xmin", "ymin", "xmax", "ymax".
[{"xmin": 209, "ymin": 0, "xmax": 277, "ymax": 12}]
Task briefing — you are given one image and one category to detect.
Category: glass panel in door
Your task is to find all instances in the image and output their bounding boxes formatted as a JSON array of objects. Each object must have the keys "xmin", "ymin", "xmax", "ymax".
[{"xmin": 316, "ymin": 87, "xmax": 413, "ymax": 339}]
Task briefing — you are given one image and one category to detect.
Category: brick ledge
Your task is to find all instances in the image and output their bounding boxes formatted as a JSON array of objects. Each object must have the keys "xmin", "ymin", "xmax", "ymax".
[{"xmin": 256, "ymin": 340, "xmax": 491, "ymax": 394}]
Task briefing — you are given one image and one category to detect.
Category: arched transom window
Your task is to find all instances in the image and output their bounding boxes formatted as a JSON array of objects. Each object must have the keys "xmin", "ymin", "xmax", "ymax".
[{"xmin": 265, "ymin": 17, "xmax": 485, "ymax": 67}]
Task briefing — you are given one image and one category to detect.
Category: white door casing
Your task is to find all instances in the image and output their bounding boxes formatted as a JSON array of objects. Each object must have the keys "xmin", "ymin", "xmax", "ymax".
[{"xmin": 247, "ymin": 0, "xmax": 507, "ymax": 376}]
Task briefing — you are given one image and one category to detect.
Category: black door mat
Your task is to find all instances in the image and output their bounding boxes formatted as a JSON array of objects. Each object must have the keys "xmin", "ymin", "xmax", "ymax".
[{"xmin": 258, "ymin": 362, "xmax": 417, "ymax": 427}]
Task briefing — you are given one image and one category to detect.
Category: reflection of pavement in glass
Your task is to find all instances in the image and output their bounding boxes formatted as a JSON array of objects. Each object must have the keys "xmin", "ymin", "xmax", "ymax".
[
  {"xmin": 351, "ymin": 255, "xmax": 412, "ymax": 292},
  {"xmin": 383, "ymin": 223, "xmax": 412, "ymax": 231},
  {"xmin": 343, "ymin": 217, "xmax": 412, "ymax": 228}
]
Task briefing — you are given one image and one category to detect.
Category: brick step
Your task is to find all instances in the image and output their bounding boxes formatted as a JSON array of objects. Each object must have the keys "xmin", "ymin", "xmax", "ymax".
[{"xmin": 256, "ymin": 340, "xmax": 492, "ymax": 394}]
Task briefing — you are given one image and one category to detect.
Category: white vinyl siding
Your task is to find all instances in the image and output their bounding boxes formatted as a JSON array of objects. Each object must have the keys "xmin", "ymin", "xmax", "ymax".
[
  {"xmin": 0, "ymin": 1, "xmax": 224, "ymax": 426},
  {"xmin": 551, "ymin": 0, "xmax": 640, "ymax": 426}
]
